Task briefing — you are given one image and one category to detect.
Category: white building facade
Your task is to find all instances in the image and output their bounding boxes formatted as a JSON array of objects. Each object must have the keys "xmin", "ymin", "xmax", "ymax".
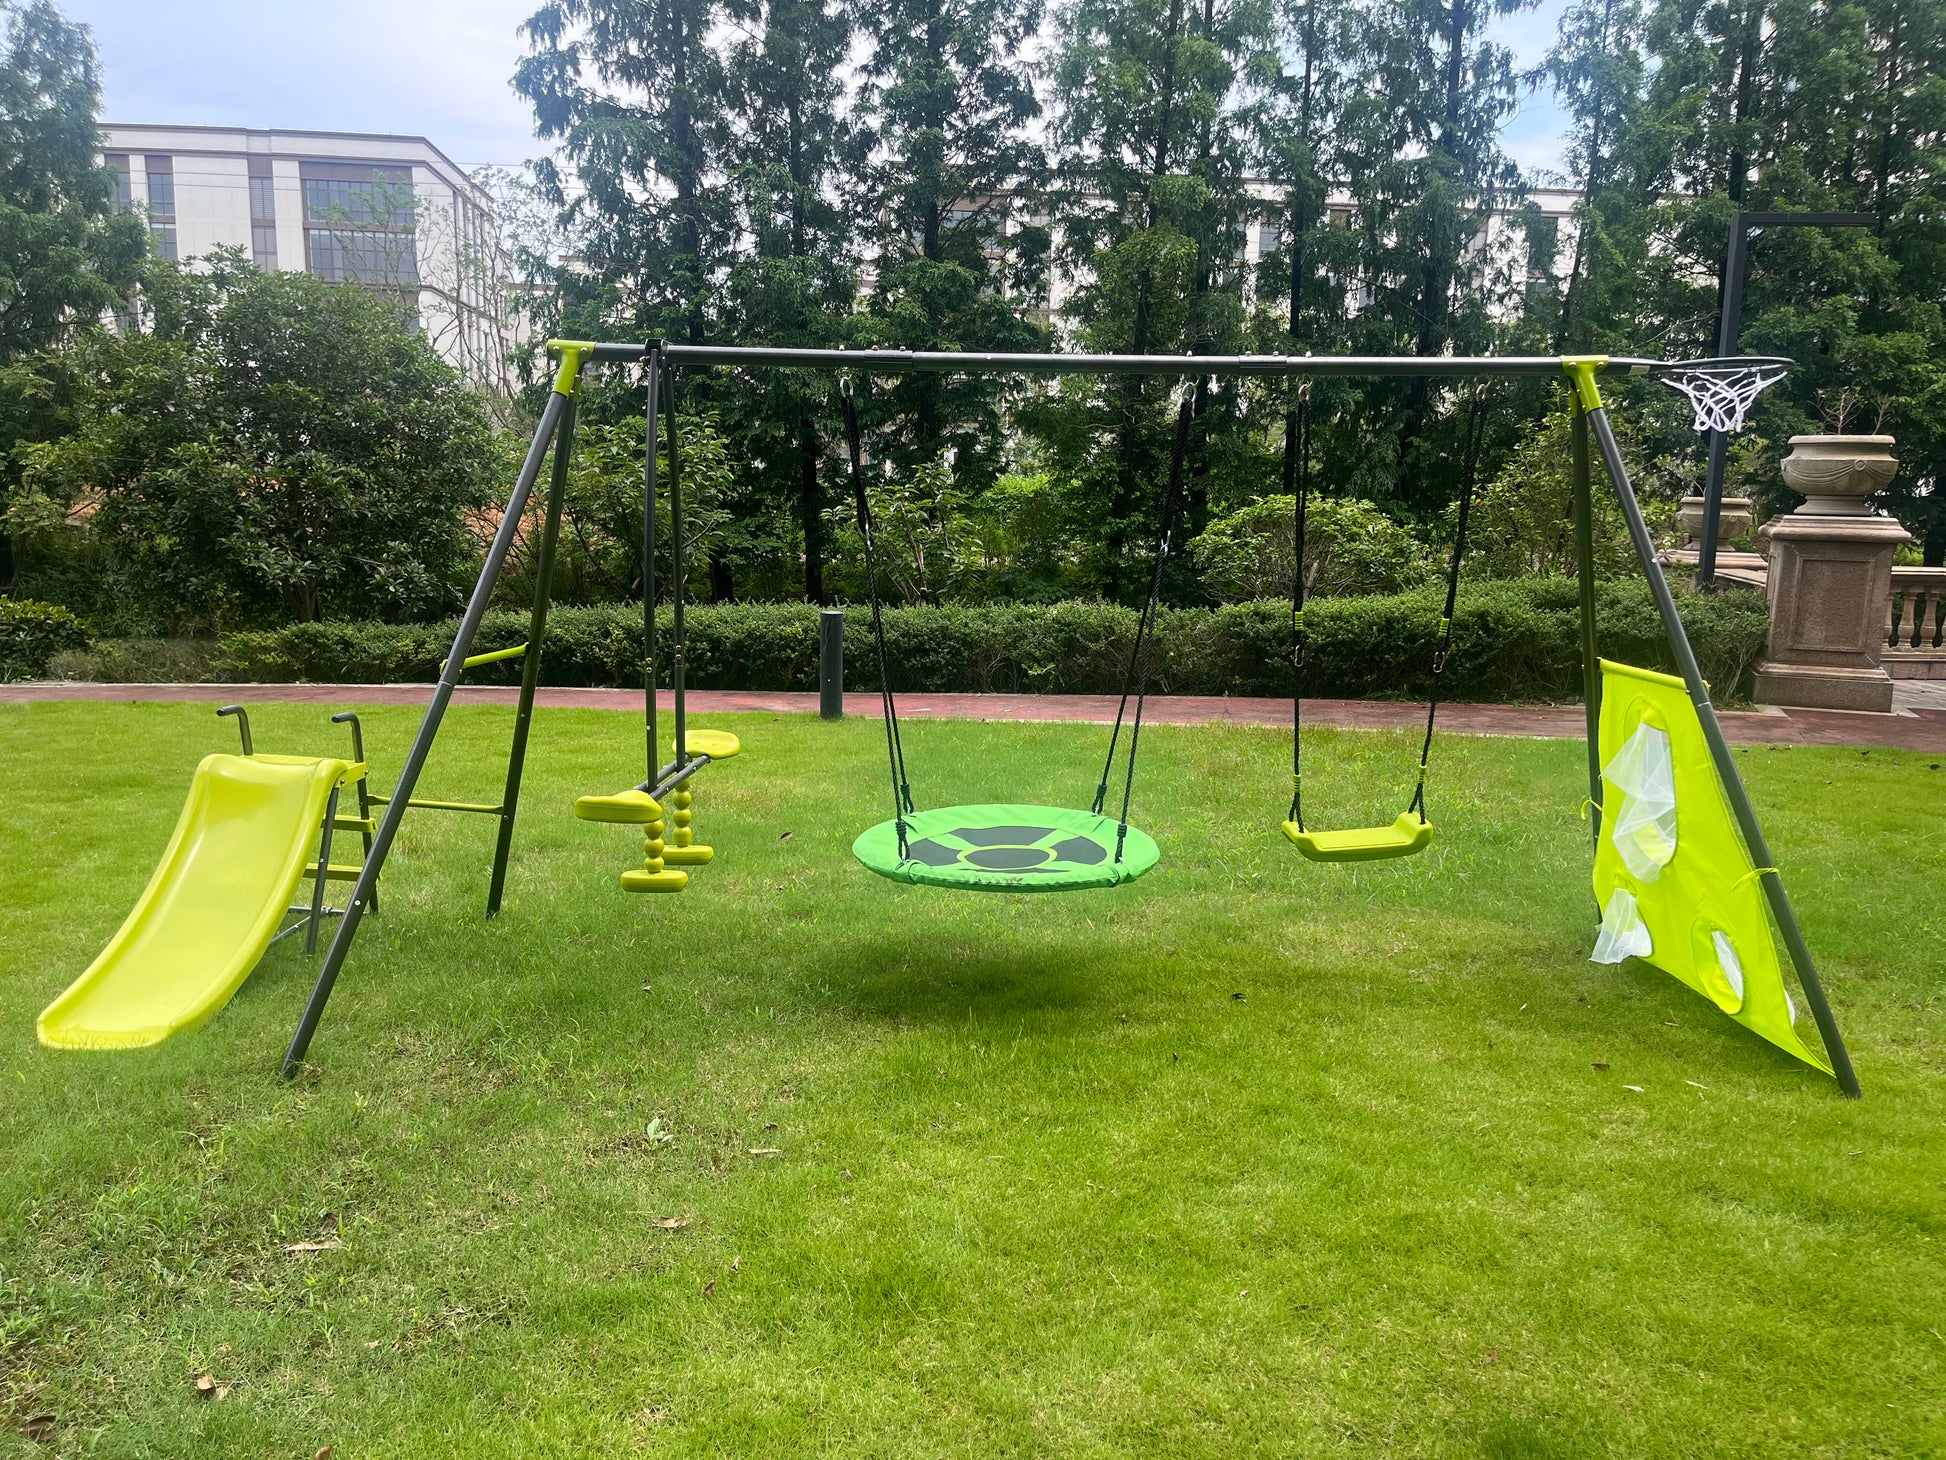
[{"xmin": 99, "ymin": 125, "xmax": 511, "ymax": 387}]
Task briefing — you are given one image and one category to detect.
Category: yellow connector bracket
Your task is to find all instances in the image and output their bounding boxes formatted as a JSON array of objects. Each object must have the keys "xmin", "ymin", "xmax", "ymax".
[
  {"xmin": 1562, "ymin": 355, "xmax": 1610, "ymax": 414},
  {"xmin": 547, "ymin": 339, "xmax": 597, "ymax": 397}
]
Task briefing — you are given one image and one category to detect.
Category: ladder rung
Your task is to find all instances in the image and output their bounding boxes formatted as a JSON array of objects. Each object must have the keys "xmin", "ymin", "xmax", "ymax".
[
  {"xmin": 369, "ymin": 794, "xmax": 504, "ymax": 815},
  {"xmin": 305, "ymin": 863, "xmax": 365, "ymax": 881},
  {"xmin": 332, "ymin": 816, "xmax": 376, "ymax": 834}
]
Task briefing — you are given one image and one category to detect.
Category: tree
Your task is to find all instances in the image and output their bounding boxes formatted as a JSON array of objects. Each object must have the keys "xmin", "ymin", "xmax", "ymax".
[
  {"xmin": 852, "ymin": 0, "xmax": 1051, "ymax": 496},
  {"xmin": 14, "ymin": 254, "xmax": 498, "ymax": 628},
  {"xmin": 1040, "ymin": 0, "xmax": 1272, "ymax": 596},
  {"xmin": 717, "ymin": 0, "xmax": 859, "ymax": 602},
  {"xmin": 1545, "ymin": 0, "xmax": 1655, "ymax": 350},
  {"xmin": 1331, "ymin": 0, "xmax": 1536, "ymax": 514},
  {"xmin": 0, "ymin": 0, "xmax": 145, "ymax": 586},
  {"xmin": 516, "ymin": 0, "xmax": 740, "ymax": 347}
]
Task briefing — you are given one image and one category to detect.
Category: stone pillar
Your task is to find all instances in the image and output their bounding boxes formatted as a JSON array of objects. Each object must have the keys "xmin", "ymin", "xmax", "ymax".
[{"xmin": 1754, "ymin": 434, "xmax": 1909, "ymax": 713}]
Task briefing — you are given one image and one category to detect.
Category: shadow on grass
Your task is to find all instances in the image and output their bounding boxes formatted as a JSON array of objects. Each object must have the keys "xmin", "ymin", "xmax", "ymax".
[{"xmin": 799, "ymin": 928, "xmax": 1118, "ymax": 1029}]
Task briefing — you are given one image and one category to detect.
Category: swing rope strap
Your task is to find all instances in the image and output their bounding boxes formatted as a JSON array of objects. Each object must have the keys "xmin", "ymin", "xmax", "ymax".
[
  {"xmin": 1287, "ymin": 383, "xmax": 1312, "ymax": 829},
  {"xmin": 1093, "ymin": 383, "xmax": 1197, "ymax": 860},
  {"xmin": 841, "ymin": 382, "xmax": 914, "ymax": 856},
  {"xmin": 1408, "ymin": 382, "xmax": 1490, "ymax": 821}
]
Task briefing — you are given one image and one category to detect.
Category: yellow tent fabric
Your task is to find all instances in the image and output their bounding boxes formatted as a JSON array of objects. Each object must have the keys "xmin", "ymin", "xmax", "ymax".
[{"xmin": 1592, "ymin": 660, "xmax": 1831, "ymax": 1074}]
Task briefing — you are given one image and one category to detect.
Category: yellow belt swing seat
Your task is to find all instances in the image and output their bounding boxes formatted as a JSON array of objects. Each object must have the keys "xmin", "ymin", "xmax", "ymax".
[{"xmin": 1279, "ymin": 383, "xmax": 1488, "ymax": 863}]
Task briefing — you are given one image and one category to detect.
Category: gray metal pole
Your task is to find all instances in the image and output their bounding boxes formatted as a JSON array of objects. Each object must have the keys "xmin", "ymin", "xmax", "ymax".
[
  {"xmin": 1697, "ymin": 214, "xmax": 1751, "ymax": 589},
  {"xmin": 663, "ymin": 375, "xmax": 688, "ymax": 764},
  {"xmin": 1571, "ymin": 399, "xmax": 1603, "ymax": 848},
  {"xmin": 1585, "ymin": 402, "xmax": 1861, "ymax": 1098},
  {"xmin": 643, "ymin": 346, "xmax": 662, "ymax": 781},
  {"xmin": 487, "ymin": 391, "xmax": 577, "ymax": 917},
  {"xmin": 820, "ymin": 607, "xmax": 845, "ymax": 719},
  {"xmin": 582, "ymin": 342, "xmax": 1669, "ymax": 380},
  {"xmin": 1699, "ymin": 211, "xmax": 1875, "ymax": 588},
  {"xmin": 282, "ymin": 387, "xmax": 571, "ymax": 1077}
]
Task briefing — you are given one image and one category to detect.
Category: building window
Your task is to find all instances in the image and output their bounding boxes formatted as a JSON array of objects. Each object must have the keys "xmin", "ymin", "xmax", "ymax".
[
  {"xmin": 105, "ymin": 154, "xmax": 131, "ymax": 213},
  {"xmin": 145, "ymin": 158, "xmax": 174, "ymax": 216},
  {"xmin": 300, "ymin": 162, "xmax": 417, "ymax": 289},
  {"xmin": 248, "ymin": 157, "xmax": 277, "ymax": 270},
  {"xmin": 305, "ymin": 227, "xmax": 418, "ymax": 286},
  {"xmin": 1258, "ymin": 222, "xmax": 1282, "ymax": 257},
  {"xmin": 150, "ymin": 222, "xmax": 177, "ymax": 261},
  {"xmin": 302, "ymin": 173, "xmax": 414, "ymax": 228}
]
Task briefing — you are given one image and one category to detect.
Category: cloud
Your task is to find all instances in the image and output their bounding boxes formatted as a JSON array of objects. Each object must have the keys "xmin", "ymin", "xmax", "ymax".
[{"xmin": 69, "ymin": 0, "xmax": 545, "ymax": 167}]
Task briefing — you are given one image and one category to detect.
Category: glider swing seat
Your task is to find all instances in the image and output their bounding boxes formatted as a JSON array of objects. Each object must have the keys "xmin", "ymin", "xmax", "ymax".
[
  {"xmin": 845, "ymin": 378, "xmax": 1177, "ymax": 892},
  {"xmin": 1278, "ymin": 382, "xmax": 1489, "ymax": 862}
]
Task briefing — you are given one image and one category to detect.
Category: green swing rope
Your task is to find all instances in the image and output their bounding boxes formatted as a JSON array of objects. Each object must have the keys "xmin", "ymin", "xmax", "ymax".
[
  {"xmin": 1092, "ymin": 383, "xmax": 1197, "ymax": 860},
  {"xmin": 1287, "ymin": 381, "xmax": 1489, "ymax": 833}
]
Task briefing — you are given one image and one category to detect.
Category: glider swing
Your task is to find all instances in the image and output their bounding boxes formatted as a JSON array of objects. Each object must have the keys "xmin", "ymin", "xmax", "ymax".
[
  {"xmin": 1278, "ymin": 381, "xmax": 1490, "ymax": 861},
  {"xmin": 571, "ymin": 349, "xmax": 742, "ymax": 892},
  {"xmin": 844, "ymin": 376, "xmax": 1184, "ymax": 892}
]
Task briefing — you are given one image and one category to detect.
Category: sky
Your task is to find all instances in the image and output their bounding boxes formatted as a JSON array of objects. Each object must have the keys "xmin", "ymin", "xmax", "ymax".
[{"xmin": 67, "ymin": 0, "xmax": 1574, "ymax": 178}]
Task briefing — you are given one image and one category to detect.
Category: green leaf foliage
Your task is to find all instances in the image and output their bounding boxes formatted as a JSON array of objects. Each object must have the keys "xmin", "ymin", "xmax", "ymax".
[
  {"xmin": 15, "ymin": 256, "xmax": 498, "ymax": 630},
  {"xmin": 210, "ymin": 579, "xmax": 1771, "ymax": 701},
  {"xmin": 0, "ymin": 591, "xmax": 85, "ymax": 678}
]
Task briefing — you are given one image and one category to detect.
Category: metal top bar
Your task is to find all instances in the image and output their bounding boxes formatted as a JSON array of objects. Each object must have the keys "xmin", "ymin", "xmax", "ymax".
[{"xmin": 581, "ymin": 342, "xmax": 1669, "ymax": 378}]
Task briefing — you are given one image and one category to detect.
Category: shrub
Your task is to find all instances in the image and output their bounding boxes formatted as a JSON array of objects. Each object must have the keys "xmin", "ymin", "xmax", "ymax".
[
  {"xmin": 1193, "ymin": 495, "xmax": 1435, "ymax": 603},
  {"xmin": 0, "ymin": 597, "xmax": 91, "ymax": 681},
  {"xmin": 207, "ymin": 580, "xmax": 1771, "ymax": 703}
]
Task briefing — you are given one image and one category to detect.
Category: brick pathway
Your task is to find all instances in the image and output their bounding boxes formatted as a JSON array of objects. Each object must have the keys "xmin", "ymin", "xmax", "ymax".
[{"xmin": 6, "ymin": 681, "xmax": 1944, "ymax": 752}]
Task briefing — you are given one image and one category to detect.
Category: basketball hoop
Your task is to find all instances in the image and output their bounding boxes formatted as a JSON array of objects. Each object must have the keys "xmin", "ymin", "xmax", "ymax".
[{"xmin": 1657, "ymin": 357, "xmax": 1791, "ymax": 436}]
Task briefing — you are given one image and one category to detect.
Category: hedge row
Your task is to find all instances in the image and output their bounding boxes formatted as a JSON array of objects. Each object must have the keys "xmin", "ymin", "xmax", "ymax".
[
  {"xmin": 0, "ymin": 598, "xmax": 91, "ymax": 682},
  {"xmin": 213, "ymin": 579, "xmax": 1772, "ymax": 702}
]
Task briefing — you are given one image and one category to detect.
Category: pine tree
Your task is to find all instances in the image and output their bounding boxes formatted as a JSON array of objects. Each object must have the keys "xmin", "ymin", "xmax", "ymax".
[
  {"xmin": 1546, "ymin": 0, "xmax": 1654, "ymax": 349},
  {"xmin": 718, "ymin": 0, "xmax": 858, "ymax": 601},
  {"xmin": 516, "ymin": 0, "xmax": 739, "ymax": 346},
  {"xmin": 852, "ymin": 0, "xmax": 1050, "ymax": 494},
  {"xmin": 1329, "ymin": 0, "xmax": 1534, "ymax": 514},
  {"xmin": 1041, "ymin": 0, "xmax": 1271, "ymax": 594}
]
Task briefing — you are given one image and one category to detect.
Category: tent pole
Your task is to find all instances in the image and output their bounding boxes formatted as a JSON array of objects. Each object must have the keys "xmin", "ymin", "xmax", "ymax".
[
  {"xmin": 282, "ymin": 371, "xmax": 578, "ymax": 1077},
  {"xmin": 1581, "ymin": 396, "xmax": 1860, "ymax": 1098}
]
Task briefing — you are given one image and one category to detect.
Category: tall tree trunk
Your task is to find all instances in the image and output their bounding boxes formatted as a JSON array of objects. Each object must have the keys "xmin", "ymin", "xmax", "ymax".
[{"xmin": 800, "ymin": 412, "xmax": 825, "ymax": 603}]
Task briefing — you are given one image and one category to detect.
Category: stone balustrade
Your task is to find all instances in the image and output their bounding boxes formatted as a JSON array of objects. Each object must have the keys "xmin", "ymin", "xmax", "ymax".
[{"xmin": 1885, "ymin": 566, "xmax": 1946, "ymax": 680}]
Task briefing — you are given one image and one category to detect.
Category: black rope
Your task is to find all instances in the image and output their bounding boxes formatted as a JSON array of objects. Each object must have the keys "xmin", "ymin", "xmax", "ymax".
[
  {"xmin": 1407, "ymin": 382, "xmax": 1490, "ymax": 822},
  {"xmin": 841, "ymin": 382, "xmax": 913, "ymax": 856},
  {"xmin": 642, "ymin": 345, "xmax": 662, "ymax": 783},
  {"xmin": 1095, "ymin": 385, "xmax": 1196, "ymax": 860},
  {"xmin": 1286, "ymin": 383, "xmax": 1312, "ymax": 829}
]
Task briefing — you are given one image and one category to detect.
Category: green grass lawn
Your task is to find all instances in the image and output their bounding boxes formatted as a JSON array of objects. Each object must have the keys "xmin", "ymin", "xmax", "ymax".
[{"xmin": 1, "ymin": 699, "xmax": 1942, "ymax": 1457}]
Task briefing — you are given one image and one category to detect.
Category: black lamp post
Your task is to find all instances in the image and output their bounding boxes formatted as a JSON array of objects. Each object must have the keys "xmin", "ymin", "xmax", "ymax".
[{"xmin": 1696, "ymin": 210, "xmax": 1876, "ymax": 588}]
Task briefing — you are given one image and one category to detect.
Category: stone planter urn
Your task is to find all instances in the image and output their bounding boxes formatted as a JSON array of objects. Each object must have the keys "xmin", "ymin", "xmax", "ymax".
[
  {"xmin": 1754, "ymin": 434, "xmax": 1909, "ymax": 712},
  {"xmin": 1678, "ymin": 495, "xmax": 1755, "ymax": 547}
]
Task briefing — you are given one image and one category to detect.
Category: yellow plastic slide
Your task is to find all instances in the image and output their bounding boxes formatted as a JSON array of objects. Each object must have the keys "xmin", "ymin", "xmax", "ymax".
[{"xmin": 38, "ymin": 753, "xmax": 359, "ymax": 1050}]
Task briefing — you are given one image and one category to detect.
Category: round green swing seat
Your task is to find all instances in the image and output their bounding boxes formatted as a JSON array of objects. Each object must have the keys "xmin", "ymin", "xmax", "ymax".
[{"xmin": 852, "ymin": 804, "xmax": 1159, "ymax": 892}]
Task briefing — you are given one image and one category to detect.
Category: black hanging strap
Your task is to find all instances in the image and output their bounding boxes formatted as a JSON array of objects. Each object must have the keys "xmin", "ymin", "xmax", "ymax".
[
  {"xmin": 841, "ymin": 381, "xmax": 914, "ymax": 856},
  {"xmin": 1093, "ymin": 383, "xmax": 1197, "ymax": 860},
  {"xmin": 1407, "ymin": 382, "xmax": 1490, "ymax": 822},
  {"xmin": 1286, "ymin": 383, "xmax": 1312, "ymax": 830}
]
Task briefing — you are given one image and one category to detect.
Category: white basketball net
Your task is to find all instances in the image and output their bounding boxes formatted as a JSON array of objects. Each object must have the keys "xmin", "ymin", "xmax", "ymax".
[{"xmin": 1659, "ymin": 359, "xmax": 1791, "ymax": 435}]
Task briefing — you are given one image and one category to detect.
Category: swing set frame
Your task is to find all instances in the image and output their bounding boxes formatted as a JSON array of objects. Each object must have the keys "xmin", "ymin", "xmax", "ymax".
[{"xmin": 277, "ymin": 340, "xmax": 1859, "ymax": 1100}]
